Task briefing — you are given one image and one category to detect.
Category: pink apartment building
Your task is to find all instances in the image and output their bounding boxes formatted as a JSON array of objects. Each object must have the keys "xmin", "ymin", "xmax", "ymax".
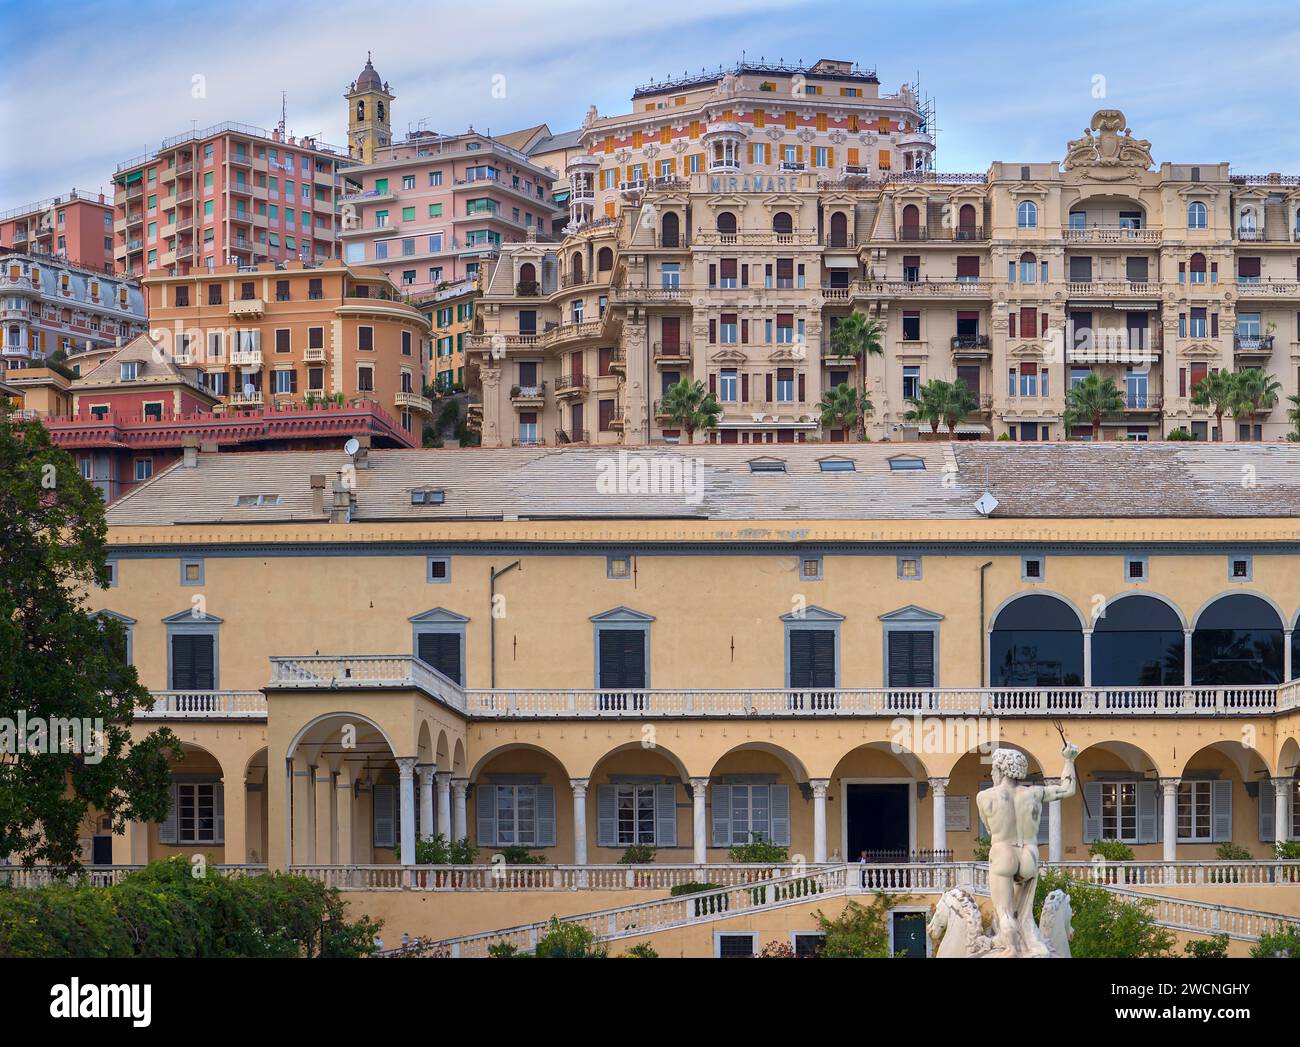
[
  {"xmin": 0, "ymin": 191, "xmax": 116, "ymax": 273},
  {"xmin": 338, "ymin": 130, "xmax": 567, "ymax": 294},
  {"xmin": 112, "ymin": 122, "xmax": 349, "ymax": 278}
]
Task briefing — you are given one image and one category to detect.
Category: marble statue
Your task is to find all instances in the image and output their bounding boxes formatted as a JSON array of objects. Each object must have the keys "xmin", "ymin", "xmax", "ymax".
[
  {"xmin": 928, "ymin": 887, "xmax": 994, "ymax": 958},
  {"xmin": 1038, "ymin": 888, "xmax": 1074, "ymax": 958},
  {"xmin": 976, "ymin": 744, "xmax": 1078, "ymax": 957}
]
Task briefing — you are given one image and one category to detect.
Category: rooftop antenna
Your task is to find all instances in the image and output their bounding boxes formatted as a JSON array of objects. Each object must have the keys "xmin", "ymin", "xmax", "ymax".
[
  {"xmin": 974, "ymin": 464, "xmax": 998, "ymax": 517},
  {"xmin": 278, "ymin": 91, "xmax": 287, "ymax": 137}
]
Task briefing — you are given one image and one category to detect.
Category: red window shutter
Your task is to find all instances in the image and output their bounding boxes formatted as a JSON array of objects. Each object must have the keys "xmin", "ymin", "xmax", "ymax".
[
  {"xmin": 1041, "ymin": 313, "xmax": 1048, "ymax": 337},
  {"xmin": 709, "ymin": 264, "xmax": 717, "ymax": 285},
  {"xmin": 1008, "ymin": 313, "xmax": 1016, "ymax": 338},
  {"xmin": 1238, "ymin": 257, "xmax": 1260, "ymax": 278},
  {"xmin": 1211, "ymin": 313, "xmax": 1218, "ymax": 337},
  {"xmin": 956, "ymin": 257, "xmax": 979, "ymax": 279},
  {"xmin": 766, "ymin": 373, "xmax": 773, "ymax": 401},
  {"xmin": 720, "ymin": 258, "xmax": 737, "ymax": 279},
  {"xmin": 571, "ymin": 351, "xmax": 583, "ymax": 383},
  {"xmin": 1021, "ymin": 362, "xmax": 1038, "ymax": 376},
  {"xmin": 798, "ymin": 373, "xmax": 806, "ymax": 401},
  {"xmin": 709, "ymin": 372, "xmax": 716, "ymax": 395},
  {"xmin": 741, "ymin": 319, "xmax": 749, "ymax": 343},
  {"xmin": 741, "ymin": 373, "xmax": 750, "ymax": 401},
  {"xmin": 777, "ymin": 312, "xmax": 794, "ymax": 326},
  {"xmin": 1190, "ymin": 363, "xmax": 1208, "ymax": 389},
  {"xmin": 1179, "ymin": 368, "xmax": 1187, "ymax": 397},
  {"xmin": 709, "ymin": 319, "xmax": 717, "ymax": 343},
  {"xmin": 903, "ymin": 254, "xmax": 920, "ymax": 268},
  {"xmin": 741, "ymin": 264, "xmax": 749, "ymax": 287},
  {"xmin": 1019, "ymin": 307, "xmax": 1036, "ymax": 338}
]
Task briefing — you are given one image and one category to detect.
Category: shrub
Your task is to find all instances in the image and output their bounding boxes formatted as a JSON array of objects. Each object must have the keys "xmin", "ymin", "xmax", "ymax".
[
  {"xmin": 405, "ymin": 833, "xmax": 478, "ymax": 865},
  {"xmin": 618, "ymin": 844, "xmax": 657, "ymax": 865},
  {"xmin": 497, "ymin": 845, "xmax": 547, "ymax": 865},
  {"xmin": 1033, "ymin": 870, "xmax": 1174, "ymax": 958},
  {"xmin": 1166, "ymin": 427, "xmax": 1194, "ymax": 440},
  {"xmin": 729, "ymin": 835, "xmax": 789, "ymax": 864},
  {"xmin": 533, "ymin": 917, "xmax": 606, "ymax": 958},
  {"xmin": 669, "ymin": 881, "xmax": 727, "ymax": 916},
  {"xmin": 814, "ymin": 895, "xmax": 896, "ymax": 957},
  {"xmin": 487, "ymin": 941, "xmax": 519, "ymax": 958},
  {"xmin": 1185, "ymin": 934, "xmax": 1230, "ymax": 958},
  {"xmin": 1088, "ymin": 839, "xmax": 1136, "ymax": 862},
  {"xmin": 1215, "ymin": 842, "xmax": 1252, "ymax": 861},
  {"xmin": 759, "ymin": 939, "xmax": 794, "ymax": 958},
  {"xmin": 973, "ymin": 835, "xmax": 991, "ymax": 861},
  {"xmin": 622, "ymin": 942, "xmax": 659, "ymax": 958},
  {"xmin": 1250, "ymin": 925, "xmax": 1300, "ymax": 958},
  {"xmin": 1275, "ymin": 841, "xmax": 1300, "ymax": 860}
]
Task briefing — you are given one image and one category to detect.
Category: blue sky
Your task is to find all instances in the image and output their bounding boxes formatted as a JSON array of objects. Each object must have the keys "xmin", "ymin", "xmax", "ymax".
[{"xmin": 2, "ymin": 0, "xmax": 1298, "ymax": 205}]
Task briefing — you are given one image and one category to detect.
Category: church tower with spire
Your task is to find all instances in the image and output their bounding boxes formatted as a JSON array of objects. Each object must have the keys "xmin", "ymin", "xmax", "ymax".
[{"xmin": 345, "ymin": 53, "xmax": 394, "ymax": 164}]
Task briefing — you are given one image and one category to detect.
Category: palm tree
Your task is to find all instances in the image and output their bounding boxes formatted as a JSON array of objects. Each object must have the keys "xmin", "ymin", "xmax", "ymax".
[
  {"xmin": 939, "ymin": 381, "xmax": 981, "ymax": 439},
  {"xmin": 661, "ymin": 378, "xmax": 721, "ymax": 444},
  {"xmin": 827, "ymin": 313, "xmax": 884, "ymax": 441},
  {"xmin": 1190, "ymin": 369, "xmax": 1235, "ymax": 442},
  {"xmin": 817, "ymin": 383, "xmax": 871, "ymax": 441},
  {"xmin": 905, "ymin": 379, "xmax": 947, "ymax": 437},
  {"xmin": 1286, "ymin": 393, "xmax": 1300, "ymax": 440},
  {"xmin": 1232, "ymin": 370, "xmax": 1281, "ymax": 437},
  {"xmin": 1063, "ymin": 373, "xmax": 1125, "ymax": 441}
]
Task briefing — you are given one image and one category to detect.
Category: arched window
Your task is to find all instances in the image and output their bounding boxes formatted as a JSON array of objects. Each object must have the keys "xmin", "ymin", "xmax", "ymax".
[
  {"xmin": 1189, "ymin": 252, "xmax": 1207, "ymax": 284},
  {"xmin": 570, "ymin": 252, "xmax": 584, "ymax": 283},
  {"xmin": 1192, "ymin": 595, "xmax": 1283, "ymax": 685},
  {"xmin": 517, "ymin": 262, "xmax": 536, "ymax": 291},
  {"xmin": 597, "ymin": 246, "xmax": 613, "ymax": 272},
  {"xmin": 1017, "ymin": 201, "xmax": 1038, "ymax": 229},
  {"xmin": 957, "ymin": 203, "xmax": 977, "ymax": 239},
  {"xmin": 1187, "ymin": 201, "xmax": 1207, "ymax": 229},
  {"xmin": 901, "ymin": 203, "xmax": 921, "ymax": 239},
  {"xmin": 772, "ymin": 211, "xmax": 793, "ymax": 235},
  {"xmin": 829, "ymin": 211, "xmax": 848, "ymax": 248},
  {"xmin": 716, "ymin": 211, "xmax": 737, "ymax": 235},
  {"xmin": 377, "ymin": 101, "xmax": 386, "ymax": 122},
  {"xmin": 356, "ymin": 100, "xmax": 365, "ymax": 122},
  {"xmin": 989, "ymin": 594, "xmax": 1083, "ymax": 687},
  {"xmin": 1238, "ymin": 207, "xmax": 1257, "ymax": 236},
  {"xmin": 1019, "ymin": 251, "xmax": 1037, "ymax": 284},
  {"xmin": 1092, "ymin": 595, "xmax": 1185, "ymax": 686},
  {"xmin": 661, "ymin": 211, "xmax": 680, "ymax": 248}
]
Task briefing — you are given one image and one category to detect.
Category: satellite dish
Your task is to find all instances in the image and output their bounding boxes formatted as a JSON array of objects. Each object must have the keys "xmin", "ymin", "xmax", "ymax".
[
  {"xmin": 974, "ymin": 492, "xmax": 999, "ymax": 517},
  {"xmin": 242, "ymin": 382, "xmax": 255, "ymax": 397},
  {"xmin": 344, "ymin": 437, "xmax": 361, "ymax": 456}
]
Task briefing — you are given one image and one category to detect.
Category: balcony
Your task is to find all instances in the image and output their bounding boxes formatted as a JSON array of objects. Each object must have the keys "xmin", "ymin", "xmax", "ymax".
[
  {"xmin": 607, "ymin": 350, "xmax": 626, "ymax": 375},
  {"xmin": 1123, "ymin": 393, "xmax": 1163, "ymax": 412},
  {"xmin": 265, "ymin": 655, "xmax": 1288, "ymax": 718},
  {"xmin": 231, "ymin": 348, "xmax": 263, "ymax": 366},
  {"xmin": 897, "ymin": 226, "xmax": 930, "ymax": 241},
  {"xmin": 554, "ymin": 375, "xmax": 588, "ymax": 399},
  {"xmin": 541, "ymin": 319, "xmax": 604, "ymax": 349},
  {"xmin": 694, "ymin": 230, "xmax": 818, "ymax": 246},
  {"xmin": 228, "ymin": 390, "xmax": 264, "ymax": 407},
  {"xmin": 136, "ymin": 691, "xmax": 267, "ymax": 719},
  {"xmin": 1063, "ymin": 226, "xmax": 1160, "ymax": 244},
  {"xmin": 512, "ymin": 435, "xmax": 547, "ymax": 446},
  {"xmin": 607, "ymin": 405, "xmax": 625, "ymax": 430},
  {"xmin": 950, "ymin": 334, "xmax": 991, "ymax": 355},
  {"xmin": 615, "ymin": 285, "xmax": 686, "ymax": 304},
  {"xmin": 230, "ymin": 298, "xmax": 264, "ymax": 319},
  {"xmin": 653, "ymin": 341, "xmax": 690, "ymax": 365},
  {"xmin": 1234, "ymin": 334, "xmax": 1275, "ymax": 355},
  {"xmin": 1235, "ymin": 280, "xmax": 1300, "ymax": 298},
  {"xmin": 1066, "ymin": 280, "xmax": 1159, "ymax": 299},
  {"xmin": 862, "ymin": 279, "xmax": 991, "ymax": 299},
  {"xmin": 394, "ymin": 391, "xmax": 434, "ymax": 414},
  {"xmin": 1236, "ymin": 227, "xmax": 1266, "ymax": 241},
  {"xmin": 303, "ymin": 347, "xmax": 326, "ymax": 363},
  {"xmin": 951, "ymin": 226, "xmax": 986, "ymax": 242},
  {"xmin": 510, "ymin": 382, "xmax": 546, "ymax": 407}
]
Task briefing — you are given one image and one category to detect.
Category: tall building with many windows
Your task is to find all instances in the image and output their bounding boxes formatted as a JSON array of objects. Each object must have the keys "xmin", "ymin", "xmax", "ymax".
[
  {"xmin": 0, "ymin": 191, "xmax": 116, "ymax": 273},
  {"xmin": 469, "ymin": 90, "xmax": 1300, "ymax": 445},
  {"xmin": 112, "ymin": 122, "xmax": 348, "ymax": 278}
]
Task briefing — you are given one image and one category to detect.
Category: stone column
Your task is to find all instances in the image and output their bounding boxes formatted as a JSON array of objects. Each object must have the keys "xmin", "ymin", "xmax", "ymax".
[
  {"xmin": 305, "ymin": 763, "xmax": 318, "ymax": 864},
  {"xmin": 416, "ymin": 765, "xmax": 435, "ymax": 842},
  {"xmin": 810, "ymin": 779, "xmax": 830, "ymax": 863},
  {"xmin": 1161, "ymin": 778, "xmax": 1180, "ymax": 864},
  {"xmin": 1082, "ymin": 630, "xmax": 1093, "ymax": 687},
  {"xmin": 315, "ymin": 768, "xmax": 335, "ymax": 865},
  {"xmin": 290, "ymin": 754, "xmax": 313, "ymax": 867},
  {"xmin": 690, "ymin": 777, "xmax": 709, "ymax": 867},
  {"xmin": 1183, "ymin": 631, "xmax": 1194, "ymax": 687},
  {"xmin": 570, "ymin": 778, "xmax": 589, "ymax": 866},
  {"xmin": 436, "ymin": 772, "xmax": 453, "ymax": 843},
  {"xmin": 335, "ymin": 765, "xmax": 355, "ymax": 866},
  {"xmin": 929, "ymin": 777, "xmax": 949, "ymax": 854},
  {"xmin": 396, "ymin": 758, "xmax": 417, "ymax": 866},
  {"xmin": 1274, "ymin": 778, "xmax": 1293, "ymax": 845},
  {"xmin": 452, "ymin": 779, "xmax": 469, "ymax": 843},
  {"xmin": 1284, "ymin": 632, "xmax": 1293, "ymax": 684},
  {"xmin": 1044, "ymin": 777, "xmax": 1063, "ymax": 863}
]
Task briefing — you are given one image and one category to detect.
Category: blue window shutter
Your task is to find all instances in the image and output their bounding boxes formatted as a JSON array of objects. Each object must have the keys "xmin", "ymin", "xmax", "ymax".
[
  {"xmin": 1211, "ymin": 779, "xmax": 1232, "ymax": 842},
  {"xmin": 372, "ymin": 783, "xmax": 396, "ymax": 849},
  {"xmin": 1137, "ymin": 780, "xmax": 1158, "ymax": 844},
  {"xmin": 1082, "ymin": 782, "xmax": 1102, "ymax": 843},
  {"xmin": 770, "ymin": 785, "xmax": 790, "ymax": 846},
  {"xmin": 1037, "ymin": 792, "xmax": 1050, "ymax": 845},
  {"xmin": 597, "ymin": 785, "xmax": 617, "ymax": 847},
  {"xmin": 711, "ymin": 784, "xmax": 732, "ymax": 847},
  {"xmin": 214, "ymin": 782, "xmax": 225, "ymax": 845},
  {"xmin": 537, "ymin": 785, "xmax": 556, "ymax": 847},
  {"xmin": 655, "ymin": 783, "xmax": 677, "ymax": 847},
  {"xmin": 476, "ymin": 784, "xmax": 497, "ymax": 847},
  {"xmin": 1259, "ymin": 780, "xmax": 1276, "ymax": 843},
  {"xmin": 159, "ymin": 782, "xmax": 179, "ymax": 844}
]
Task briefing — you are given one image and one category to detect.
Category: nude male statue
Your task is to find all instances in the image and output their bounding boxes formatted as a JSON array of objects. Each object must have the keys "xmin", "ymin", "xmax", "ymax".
[{"xmin": 975, "ymin": 744, "xmax": 1078, "ymax": 957}]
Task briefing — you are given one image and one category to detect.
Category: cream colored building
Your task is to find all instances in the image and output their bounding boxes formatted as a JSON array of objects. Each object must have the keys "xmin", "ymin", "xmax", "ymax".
[{"xmin": 468, "ymin": 92, "xmax": 1300, "ymax": 446}]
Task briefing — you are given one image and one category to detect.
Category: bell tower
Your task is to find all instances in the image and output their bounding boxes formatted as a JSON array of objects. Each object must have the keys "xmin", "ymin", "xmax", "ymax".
[{"xmin": 345, "ymin": 53, "xmax": 394, "ymax": 164}]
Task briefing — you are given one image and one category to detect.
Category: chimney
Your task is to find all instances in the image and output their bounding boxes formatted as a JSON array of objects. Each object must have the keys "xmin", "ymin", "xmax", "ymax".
[
  {"xmin": 181, "ymin": 433, "xmax": 200, "ymax": 468},
  {"xmin": 200, "ymin": 441, "xmax": 218, "ymax": 454},
  {"xmin": 351, "ymin": 433, "xmax": 371, "ymax": 470},
  {"xmin": 310, "ymin": 473, "xmax": 327, "ymax": 516},
  {"xmin": 330, "ymin": 472, "xmax": 354, "ymax": 523}
]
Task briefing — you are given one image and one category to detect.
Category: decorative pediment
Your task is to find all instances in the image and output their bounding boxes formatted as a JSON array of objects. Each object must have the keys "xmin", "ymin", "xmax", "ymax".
[
  {"xmin": 767, "ymin": 346, "xmax": 808, "ymax": 364},
  {"xmin": 92, "ymin": 609, "xmax": 137, "ymax": 625},
  {"xmin": 1007, "ymin": 342, "xmax": 1045, "ymax": 359},
  {"xmin": 1010, "ymin": 182, "xmax": 1052, "ymax": 198},
  {"xmin": 705, "ymin": 193, "xmax": 751, "ymax": 210},
  {"xmin": 1063, "ymin": 110, "xmax": 1153, "ymax": 172},
  {"xmin": 1176, "ymin": 182, "xmax": 1220, "ymax": 199},
  {"xmin": 409, "ymin": 607, "xmax": 470, "ymax": 624},
  {"xmin": 780, "ymin": 605, "xmax": 844, "ymax": 623},
  {"xmin": 880, "ymin": 604, "xmax": 944, "ymax": 623},
  {"xmin": 1177, "ymin": 341, "xmax": 1220, "ymax": 359},
  {"xmin": 760, "ymin": 193, "xmax": 802, "ymax": 210},
  {"xmin": 162, "ymin": 609, "xmax": 223, "ymax": 624},
  {"xmin": 709, "ymin": 347, "xmax": 749, "ymax": 363},
  {"xmin": 591, "ymin": 606, "xmax": 656, "ymax": 623}
]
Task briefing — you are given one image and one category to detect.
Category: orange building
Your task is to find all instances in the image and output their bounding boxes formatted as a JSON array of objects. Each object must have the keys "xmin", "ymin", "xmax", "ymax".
[
  {"xmin": 0, "ymin": 191, "xmax": 116, "ymax": 273},
  {"xmin": 144, "ymin": 260, "xmax": 434, "ymax": 440}
]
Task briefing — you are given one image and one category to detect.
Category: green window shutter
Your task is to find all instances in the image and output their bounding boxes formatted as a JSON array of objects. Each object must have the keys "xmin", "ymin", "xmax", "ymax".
[
  {"xmin": 476, "ymin": 784, "xmax": 497, "ymax": 846},
  {"xmin": 1211, "ymin": 779, "xmax": 1233, "ymax": 842},
  {"xmin": 655, "ymin": 783, "xmax": 677, "ymax": 847},
  {"xmin": 158, "ymin": 782, "xmax": 179, "ymax": 844},
  {"xmin": 372, "ymin": 782, "xmax": 396, "ymax": 849},
  {"xmin": 1259, "ymin": 780, "xmax": 1276, "ymax": 843},
  {"xmin": 770, "ymin": 785, "xmax": 790, "ymax": 846},
  {"xmin": 1082, "ymin": 782, "xmax": 1103, "ymax": 843},
  {"xmin": 711, "ymin": 784, "xmax": 731, "ymax": 847},
  {"xmin": 597, "ymin": 785, "xmax": 617, "ymax": 847},
  {"xmin": 214, "ymin": 782, "xmax": 225, "ymax": 844},
  {"xmin": 537, "ymin": 785, "xmax": 556, "ymax": 847}
]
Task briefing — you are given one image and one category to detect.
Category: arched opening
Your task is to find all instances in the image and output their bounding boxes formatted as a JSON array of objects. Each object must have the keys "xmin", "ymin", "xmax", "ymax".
[
  {"xmin": 1018, "ymin": 251, "xmax": 1037, "ymax": 283},
  {"xmin": 154, "ymin": 742, "xmax": 228, "ymax": 861},
  {"xmin": 772, "ymin": 211, "xmax": 793, "ymax": 235},
  {"xmin": 570, "ymin": 252, "xmax": 583, "ymax": 284},
  {"xmin": 470, "ymin": 745, "xmax": 571, "ymax": 858},
  {"xmin": 829, "ymin": 211, "xmax": 848, "ymax": 248},
  {"xmin": 517, "ymin": 261, "xmax": 536, "ymax": 290},
  {"xmin": 585, "ymin": 743, "xmax": 689, "ymax": 860},
  {"xmin": 957, "ymin": 203, "xmax": 977, "ymax": 239},
  {"xmin": 1192, "ymin": 594, "xmax": 1283, "ymax": 684},
  {"xmin": 947, "ymin": 744, "xmax": 1048, "ymax": 859},
  {"xmin": 242, "ymin": 748, "xmax": 269, "ymax": 864},
  {"xmin": 989, "ymin": 594, "xmax": 1084, "ymax": 687},
  {"xmin": 1073, "ymin": 742, "xmax": 1161, "ymax": 850},
  {"xmin": 716, "ymin": 211, "xmax": 737, "ymax": 235},
  {"xmin": 707, "ymin": 743, "xmax": 807, "ymax": 852},
  {"xmin": 1092, "ymin": 594, "xmax": 1185, "ymax": 686},
  {"xmin": 829, "ymin": 742, "xmax": 928, "ymax": 863},
  {"xmin": 596, "ymin": 246, "xmax": 613, "ymax": 272},
  {"xmin": 1187, "ymin": 201, "xmax": 1207, "ymax": 229},
  {"xmin": 1017, "ymin": 200, "xmax": 1038, "ymax": 229},
  {"xmin": 356, "ymin": 100, "xmax": 365, "ymax": 122},
  {"xmin": 900, "ymin": 203, "xmax": 921, "ymax": 239},
  {"xmin": 1189, "ymin": 252, "xmax": 1207, "ymax": 284},
  {"xmin": 661, "ymin": 211, "xmax": 680, "ymax": 247},
  {"xmin": 1176, "ymin": 742, "xmax": 1274, "ymax": 854}
]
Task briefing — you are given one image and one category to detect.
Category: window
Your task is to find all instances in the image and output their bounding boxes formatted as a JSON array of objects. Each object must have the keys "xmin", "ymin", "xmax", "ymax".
[
  {"xmin": 1017, "ymin": 201, "xmax": 1038, "ymax": 229},
  {"xmin": 597, "ymin": 783, "xmax": 675, "ymax": 846},
  {"xmin": 411, "ymin": 489, "xmax": 445, "ymax": 506},
  {"xmin": 1125, "ymin": 556, "xmax": 1148, "ymax": 581},
  {"xmin": 799, "ymin": 556, "xmax": 823, "ymax": 581},
  {"xmin": 180, "ymin": 559, "xmax": 204, "ymax": 586},
  {"xmin": 888, "ymin": 456, "xmax": 925, "ymax": 472},
  {"xmin": 120, "ymin": 361, "xmax": 139, "ymax": 380},
  {"xmin": 166, "ymin": 611, "xmax": 219, "ymax": 690},
  {"xmin": 749, "ymin": 459, "xmax": 786, "ymax": 474},
  {"xmin": 711, "ymin": 782, "xmax": 790, "ymax": 846},
  {"xmin": 1021, "ymin": 556, "xmax": 1044, "ymax": 581},
  {"xmin": 476, "ymin": 783, "xmax": 556, "ymax": 848},
  {"xmin": 607, "ymin": 555, "xmax": 632, "ymax": 579},
  {"xmin": 1178, "ymin": 780, "xmax": 1214, "ymax": 842},
  {"xmin": 902, "ymin": 367, "xmax": 920, "ymax": 400},
  {"xmin": 357, "ymin": 366, "xmax": 374, "ymax": 392},
  {"xmin": 234, "ymin": 494, "xmax": 280, "ymax": 507},
  {"xmin": 1187, "ymin": 201, "xmax": 1207, "ymax": 229},
  {"xmin": 1229, "ymin": 554, "xmax": 1252, "ymax": 581},
  {"xmin": 134, "ymin": 458, "xmax": 153, "ymax": 482},
  {"xmin": 716, "ymin": 933, "xmax": 758, "ymax": 959},
  {"xmin": 165, "ymin": 782, "xmax": 222, "ymax": 844},
  {"xmin": 1100, "ymin": 782, "xmax": 1138, "ymax": 843},
  {"xmin": 819, "ymin": 458, "xmax": 854, "ymax": 472},
  {"xmin": 275, "ymin": 328, "xmax": 290, "ymax": 353},
  {"xmin": 897, "ymin": 556, "xmax": 921, "ymax": 580},
  {"xmin": 358, "ymin": 326, "xmax": 374, "ymax": 351}
]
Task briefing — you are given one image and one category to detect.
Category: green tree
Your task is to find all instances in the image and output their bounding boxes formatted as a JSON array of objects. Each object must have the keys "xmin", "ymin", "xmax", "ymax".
[
  {"xmin": 817, "ymin": 382, "xmax": 870, "ymax": 441},
  {"xmin": 827, "ymin": 313, "xmax": 884, "ymax": 441},
  {"xmin": 533, "ymin": 916, "xmax": 607, "ymax": 958},
  {"xmin": 814, "ymin": 895, "xmax": 897, "ymax": 957},
  {"xmin": 1063, "ymin": 372, "xmax": 1125, "ymax": 441},
  {"xmin": 660, "ymin": 378, "xmax": 721, "ymax": 444},
  {"xmin": 905, "ymin": 379, "xmax": 947, "ymax": 437},
  {"xmin": 939, "ymin": 380, "xmax": 981, "ymax": 439},
  {"xmin": 1185, "ymin": 934, "xmax": 1230, "ymax": 958},
  {"xmin": 1250, "ymin": 924, "xmax": 1300, "ymax": 958},
  {"xmin": 1034, "ymin": 870, "xmax": 1175, "ymax": 958},
  {"xmin": 1230, "ymin": 369, "xmax": 1280, "ymax": 437},
  {"xmin": 0, "ymin": 412, "xmax": 180, "ymax": 868},
  {"xmin": 1190, "ymin": 369, "xmax": 1236, "ymax": 441}
]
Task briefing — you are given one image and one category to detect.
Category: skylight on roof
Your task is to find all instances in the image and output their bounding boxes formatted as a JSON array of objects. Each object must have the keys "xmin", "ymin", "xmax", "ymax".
[
  {"xmin": 235, "ymin": 494, "xmax": 280, "ymax": 507},
  {"xmin": 888, "ymin": 457, "xmax": 926, "ymax": 472},
  {"xmin": 748, "ymin": 459, "xmax": 786, "ymax": 474},
  {"xmin": 819, "ymin": 458, "xmax": 855, "ymax": 472},
  {"xmin": 411, "ymin": 489, "xmax": 446, "ymax": 505}
]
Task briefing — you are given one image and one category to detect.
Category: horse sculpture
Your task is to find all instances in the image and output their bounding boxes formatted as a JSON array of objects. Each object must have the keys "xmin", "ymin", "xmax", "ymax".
[
  {"xmin": 1037, "ymin": 888, "xmax": 1074, "ymax": 958},
  {"xmin": 928, "ymin": 886, "xmax": 1073, "ymax": 958}
]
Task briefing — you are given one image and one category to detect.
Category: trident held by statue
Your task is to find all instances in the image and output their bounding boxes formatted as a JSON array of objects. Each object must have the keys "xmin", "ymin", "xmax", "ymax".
[{"xmin": 1052, "ymin": 718, "xmax": 1089, "ymax": 818}]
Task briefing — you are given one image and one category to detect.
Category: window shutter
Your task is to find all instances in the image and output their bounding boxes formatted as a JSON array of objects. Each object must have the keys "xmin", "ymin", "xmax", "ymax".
[
  {"xmin": 655, "ymin": 783, "xmax": 677, "ymax": 847},
  {"xmin": 597, "ymin": 784, "xmax": 617, "ymax": 847},
  {"xmin": 476, "ymin": 784, "xmax": 497, "ymax": 847},
  {"xmin": 537, "ymin": 785, "xmax": 556, "ymax": 847},
  {"xmin": 1258, "ymin": 779, "xmax": 1276, "ymax": 842},
  {"xmin": 417, "ymin": 632, "xmax": 462, "ymax": 685},
  {"xmin": 711, "ymin": 784, "xmax": 732, "ymax": 846},
  {"xmin": 1082, "ymin": 782, "xmax": 1103, "ymax": 842},
  {"xmin": 1137, "ymin": 780, "xmax": 1158, "ymax": 844},
  {"xmin": 599, "ymin": 629, "xmax": 646, "ymax": 689},
  {"xmin": 1211, "ymin": 779, "xmax": 1233, "ymax": 842},
  {"xmin": 214, "ymin": 782, "xmax": 225, "ymax": 844},
  {"xmin": 798, "ymin": 373, "xmax": 806, "ymax": 402},
  {"xmin": 827, "ymin": 147, "xmax": 835, "ymax": 167},
  {"xmin": 373, "ymin": 782, "xmax": 396, "ymax": 849},
  {"xmin": 766, "ymin": 373, "xmax": 773, "ymax": 401},
  {"xmin": 1037, "ymin": 796, "xmax": 1050, "ymax": 845},
  {"xmin": 741, "ymin": 319, "xmax": 749, "ymax": 344},
  {"xmin": 888, "ymin": 631, "xmax": 933, "ymax": 688},
  {"xmin": 159, "ymin": 782, "xmax": 179, "ymax": 844},
  {"xmin": 741, "ymin": 373, "xmax": 750, "ymax": 402},
  {"xmin": 770, "ymin": 785, "xmax": 790, "ymax": 846},
  {"xmin": 709, "ymin": 372, "xmax": 716, "ymax": 395}
]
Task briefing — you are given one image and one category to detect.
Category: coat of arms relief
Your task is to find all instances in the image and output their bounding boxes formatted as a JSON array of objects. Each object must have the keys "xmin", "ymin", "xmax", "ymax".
[{"xmin": 1063, "ymin": 110, "xmax": 1153, "ymax": 179}]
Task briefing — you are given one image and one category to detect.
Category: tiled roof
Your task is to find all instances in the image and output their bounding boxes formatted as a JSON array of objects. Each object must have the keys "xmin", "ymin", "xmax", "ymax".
[
  {"xmin": 76, "ymin": 334, "xmax": 203, "ymax": 390},
  {"xmin": 104, "ymin": 443, "xmax": 1300, "ymax": 527}
]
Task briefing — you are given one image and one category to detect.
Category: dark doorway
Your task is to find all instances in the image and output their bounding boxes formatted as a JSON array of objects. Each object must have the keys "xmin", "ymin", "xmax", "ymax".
[
  {"xmin": 91, "ymin": 836, "xmax": 114, "ymax": 865},
  {"xmin": 892, "ymin": 911, "xmax": 928, "ymax": 957},
  {"xmin": 845, "ymin": 783, "xmax": 910, "ymax": 860}
]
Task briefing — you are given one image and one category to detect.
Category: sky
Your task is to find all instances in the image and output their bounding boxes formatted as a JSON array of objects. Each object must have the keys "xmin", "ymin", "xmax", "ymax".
[{"xmin": 3, "ymin": 0, "xmax": 1299, "ymax": 205}]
